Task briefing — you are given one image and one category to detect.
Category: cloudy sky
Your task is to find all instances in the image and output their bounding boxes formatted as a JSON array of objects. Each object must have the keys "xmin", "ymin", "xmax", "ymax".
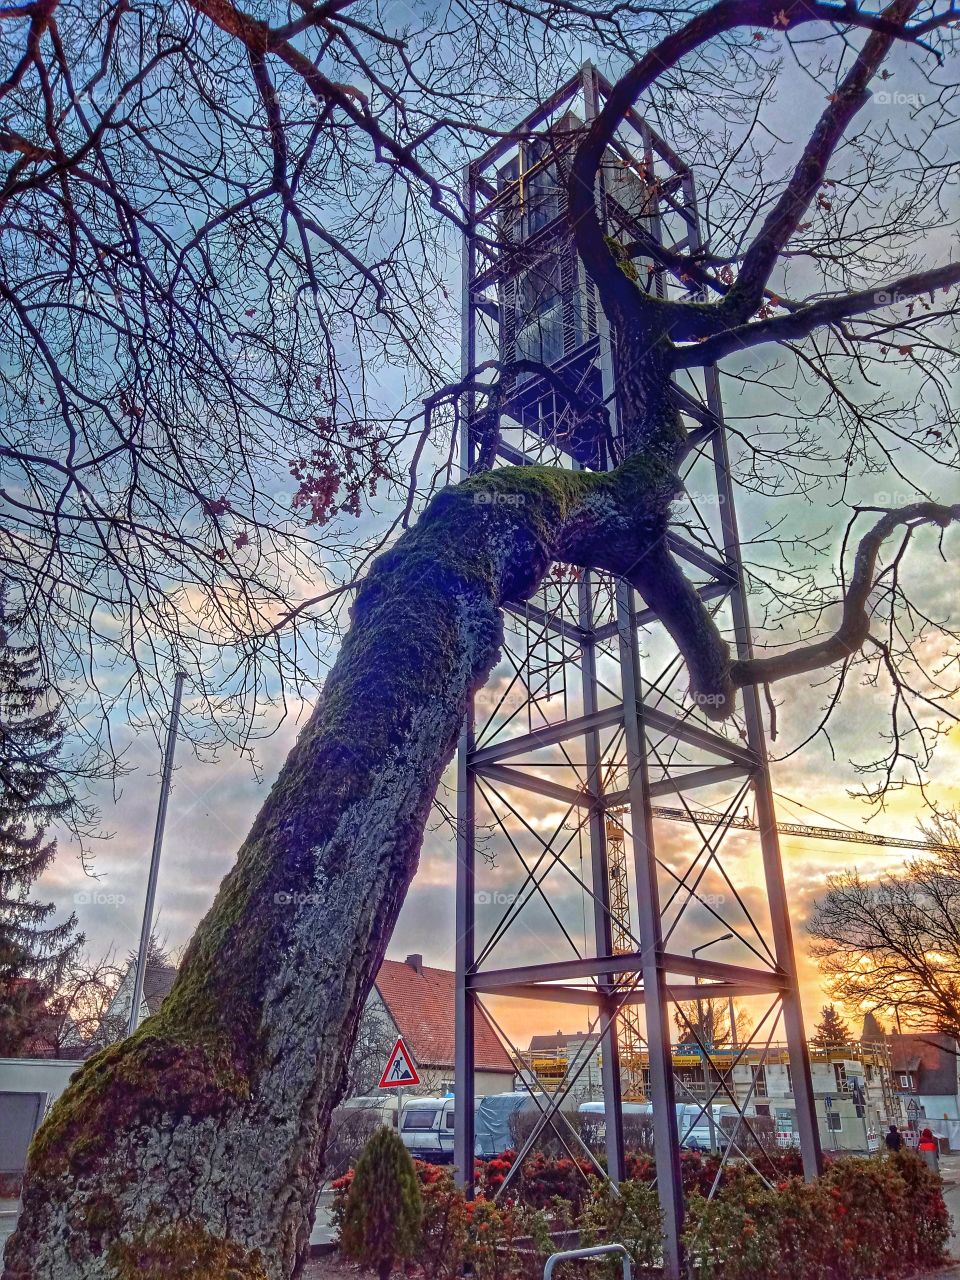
[
  {"xmin": 30, "ymin": 27, "xmax": 960, "ymax": 1062},
  {"xmin": 39, "ymin": 592, "xmax": 960, "ymax": 1056}
]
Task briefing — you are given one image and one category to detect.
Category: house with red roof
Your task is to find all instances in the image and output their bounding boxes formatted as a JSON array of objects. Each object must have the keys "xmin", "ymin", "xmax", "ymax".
[
  {"xmin": 366, "ymin": 954, "xmax": 516, "ymax": 1097},
  {"xmin": 888, "ymin": 1030, "xmax": 960, "ymax": 1144}
]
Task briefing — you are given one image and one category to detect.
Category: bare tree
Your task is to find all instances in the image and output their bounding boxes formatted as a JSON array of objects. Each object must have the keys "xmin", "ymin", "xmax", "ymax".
[
  {"xmin": 43, "ymin": 950, "xmax": 125, "ymax": 1057},
  {"xmin": 0, "ymin": 0, "xmax": 529, "ymax": 768},
  {"xmin": 674, "ymin": 998, "xmax": 749, "ymax": 1048},
  {"xmin": 809, "ymin": 813, "xmax": 960, "ymax": 1040},
  {"xmin": 341, "ymin": 1003, "xmax": 399, "ymax": 1101},
  {"xmin": 4, "ymin": 0, "xmax": 960, "ymax": 1275}
]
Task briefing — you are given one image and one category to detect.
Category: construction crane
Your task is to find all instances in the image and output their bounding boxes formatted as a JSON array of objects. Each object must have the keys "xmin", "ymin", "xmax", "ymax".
[
  {"xmin": 605, "ymin": 816, "xmax": 648, "ymax": 1101},
  {"xmin": 651, "ymin": 807, "xmax": 955, "ymax": 854}
]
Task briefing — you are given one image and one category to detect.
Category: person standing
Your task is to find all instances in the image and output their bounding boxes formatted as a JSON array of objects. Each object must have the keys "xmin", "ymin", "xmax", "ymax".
[
  {"xmin": 918, "ymin": 1127, "xmax": 940, "ymax": 1172},
  {"xmin": 885, "ymin": 1124, "xmax": 903, "ymax": 1152}
]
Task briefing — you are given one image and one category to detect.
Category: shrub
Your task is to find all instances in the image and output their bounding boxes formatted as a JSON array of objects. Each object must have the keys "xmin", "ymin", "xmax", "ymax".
[
  {"xmin": 476, "ymin": 1150, "xmax": 517, "ymax": 1199},
  {"xmin": 334, "ymin": 1143, "xmax": 949, "ymax": 1280},
  {"xmin": 820, "ymin": 1156, "xmax": 908, "ymax": 1279},
  {"xmin": 887, "ymin": 1149, "xmax": 951, "ymax": 1272},
  {"xmin": 682, "ymin": 1152, "xmax": 950, "ymax": 1280},
  {"xmin": 683, "ymin": 1180, "xmax": 780, "ymax": 1280},
  {"xmin": 340, "ymin": 1126, "xmax": 423, "ymax": 1280},
  {"xmin": 418, "ymin": 1166, "xmax": 470, "ymax": 1280},
  {"xmin": 579, "ymin": 1176, "xmax": 663, "ymax": 1273},
  {"xmin": 515, "ymin": 1151, "xmax": 595, "ymax": 1213}
]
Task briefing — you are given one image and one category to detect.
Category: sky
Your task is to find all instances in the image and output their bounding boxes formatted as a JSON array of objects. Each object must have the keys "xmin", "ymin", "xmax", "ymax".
[
  {"xmin": 38, "ymin": 626, "xmax": 960, "ymax": 1057},
  {"xmin": 26, "ymin": 9, "xmax": 960, "ymax": 1065}
]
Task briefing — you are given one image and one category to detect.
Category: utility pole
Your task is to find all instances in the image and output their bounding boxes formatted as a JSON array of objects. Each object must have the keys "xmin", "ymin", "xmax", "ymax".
[{"xmin": 127, "ymin": 671, "xmax": 186, "ymax": 1037}]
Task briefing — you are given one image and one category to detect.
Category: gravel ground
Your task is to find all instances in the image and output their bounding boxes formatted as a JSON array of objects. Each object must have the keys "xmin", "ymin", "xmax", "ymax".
[{"xmin": 302, "ymin": 1253, "xmax": 373, "ymax": 1280}]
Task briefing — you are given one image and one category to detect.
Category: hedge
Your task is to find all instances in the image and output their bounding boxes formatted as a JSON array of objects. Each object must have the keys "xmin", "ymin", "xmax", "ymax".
[{"xmin": 332, "ymin": 1147, "xmax": 949, "ymax": 1280}]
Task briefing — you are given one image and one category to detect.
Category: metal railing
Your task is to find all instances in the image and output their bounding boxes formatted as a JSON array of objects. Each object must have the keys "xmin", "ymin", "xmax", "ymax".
[{"xmin": 544, "ymin": 1244, "xmax": 632, "ymax": 1280}]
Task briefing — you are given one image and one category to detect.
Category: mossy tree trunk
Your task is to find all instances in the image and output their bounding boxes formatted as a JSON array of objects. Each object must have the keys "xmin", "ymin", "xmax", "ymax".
[
  {"xmin": 7, "ymin": 4, "xmax": 948, "ymax": 1269},
  {"xmin": 4, "ymin": 456, "xmax": 711, "ymax": 1280}
]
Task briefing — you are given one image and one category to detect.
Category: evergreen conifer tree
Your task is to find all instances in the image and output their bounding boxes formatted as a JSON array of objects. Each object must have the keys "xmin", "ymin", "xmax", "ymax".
[
  {"xmin": 0, "ymin": 581, "xmax": 82, "ymax": 1054},
  {"xmin": 341, "ymin": 1126, "xmax": 422, "ymax": 1280},
  {"xmin": 811, "ymin": 1004, "xmax": 851, "ymax": 1050}
]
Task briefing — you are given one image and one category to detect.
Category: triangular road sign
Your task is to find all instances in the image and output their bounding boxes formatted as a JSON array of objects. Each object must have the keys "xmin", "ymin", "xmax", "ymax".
[{"xmin": 378, "ymin": 1037, "xmax": 420, "ymax": 1089}]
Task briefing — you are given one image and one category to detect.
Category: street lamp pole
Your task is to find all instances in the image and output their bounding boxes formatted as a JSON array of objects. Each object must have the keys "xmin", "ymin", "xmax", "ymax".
[
  {"xmin": 692, "ymin": 934, "xmax": 734, "ymax": 1153},
  {"xmin": 127, "ymin": 671, "xmax": 185, "ymax": 1037}
]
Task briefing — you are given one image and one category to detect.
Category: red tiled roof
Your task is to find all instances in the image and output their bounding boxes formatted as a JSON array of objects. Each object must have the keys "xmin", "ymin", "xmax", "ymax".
[{"xmin": 374, "ymin": 957, "xmax": 514, "ymax": 1074}]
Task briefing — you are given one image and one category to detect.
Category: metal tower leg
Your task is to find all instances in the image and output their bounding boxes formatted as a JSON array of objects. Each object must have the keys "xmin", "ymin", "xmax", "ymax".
[
  {"xmin": 455, "ymin": 712, "xmax": 477, "ymax": 1192},
  {"xmin": 455, "ymin": 161, "xmax": 478, "ymax": 1193},
  {"xmin": 617, "ymin": 582, "xmax": 684, "ymax": 1279},
  {"xmin": 707, "ymin": 373, "xmax": 823, "ymax": 1181},
  {"xmin": 580, "ymin": 569, "xmax": 626, "ymax": 1184}
]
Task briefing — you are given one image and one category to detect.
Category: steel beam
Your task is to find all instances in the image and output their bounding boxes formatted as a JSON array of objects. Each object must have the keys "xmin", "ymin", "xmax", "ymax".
[
  {"xmin": 469, "ymin": 704, "xmax": 624, "ymax": 766},
  {"xmin": 616, "ymin": 581, "xmax": 683, "ymax": 1279},
  {"xmin": 474, "ymin": 763, "xmax": 591, "ymax": 809},
  {"xmin": 642, "ymin": 705, "xmax": 757, "ymax": 768},
  {"xmin": 472, "ymin": 702, "xmax": 753, "ymax": 770},
  {"xmin": 467, "ymin": 952, "xmax": 785, "ymax": 990},
  {"xmin": 454, "ymin": 164, "xmax": 478, "ymax": 1195},
  {"xmin": 470, "ymin": 978, "xmax": 785, "ymax": 1004},
  {"xmin": 702, "ymin": 301, "xmax": 823, "ymax": 1178}
]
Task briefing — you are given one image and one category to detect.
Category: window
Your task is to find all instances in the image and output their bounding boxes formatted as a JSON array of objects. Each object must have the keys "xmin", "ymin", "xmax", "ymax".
[
  {"xmin": 402, "ymin": 1109, "xmax": 438, "ymax": 1132},
  {"xmin": 522, "ymin": 138, "xmax": 563, "ymax": 235},
  {"xmin": 785, "ymin": 1063, "xmax": 793, "ymax": 1094},
  {"xmin": 834, "ymin": 1063, "xmax": 849, "ymax": 1093},
  {"xmin": 752, "ymin": 1065, "xmax": 768, "ymax": 1098},
  {"xmin": 827, "ymin": 1113, "xmax": 842, "ymax": 1132},
  {"xmin": 516, "ymin": 260, "xmax": 563, "ymax": 356},
  {"xmin": 899, "ymin": 1074, "xmax": 911, "ymax": 1088},
  {"xmin": 443, "ymin": 1110, "xmax": 455, "ymax": 1131}
]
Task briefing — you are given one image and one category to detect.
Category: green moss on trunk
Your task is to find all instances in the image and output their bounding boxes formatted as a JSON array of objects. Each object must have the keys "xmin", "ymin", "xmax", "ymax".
[{"xmin": 107, "ymin": 1221, "xmax": 268, "ymax": 1279}]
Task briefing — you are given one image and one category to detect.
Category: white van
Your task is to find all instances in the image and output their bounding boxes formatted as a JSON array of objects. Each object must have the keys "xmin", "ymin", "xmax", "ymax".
[{"xmin": 399, "ymin": 1096, "xmax": 455, "ymax": 1163}]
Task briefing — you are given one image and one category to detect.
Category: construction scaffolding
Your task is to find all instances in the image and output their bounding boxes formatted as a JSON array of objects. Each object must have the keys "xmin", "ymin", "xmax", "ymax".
[{"xmin": 454, "ymin": 64, "xmax": 822, "ymax": 1278}]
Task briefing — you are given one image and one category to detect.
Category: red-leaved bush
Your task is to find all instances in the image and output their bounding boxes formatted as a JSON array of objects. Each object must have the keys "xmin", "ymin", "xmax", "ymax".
[{"xmin": 333, "ymin": 1147, "xmax": 949, "ymax": 1280}]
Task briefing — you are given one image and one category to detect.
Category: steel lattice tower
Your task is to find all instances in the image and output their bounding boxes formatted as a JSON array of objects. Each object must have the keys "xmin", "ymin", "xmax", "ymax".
[{"xmin": 454, "ymin": 64, "xmax": 822, "ymax": 1278}]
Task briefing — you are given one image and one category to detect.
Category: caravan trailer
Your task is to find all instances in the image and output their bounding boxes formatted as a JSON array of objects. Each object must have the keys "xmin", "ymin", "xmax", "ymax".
[
  {"xmin": 398, "ymin": 1096, "xmax": 456, "ymax": 1163},
  {"xmin": 577, "ymin": 1100, "xmax": 747, "ymax": 1151}
]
